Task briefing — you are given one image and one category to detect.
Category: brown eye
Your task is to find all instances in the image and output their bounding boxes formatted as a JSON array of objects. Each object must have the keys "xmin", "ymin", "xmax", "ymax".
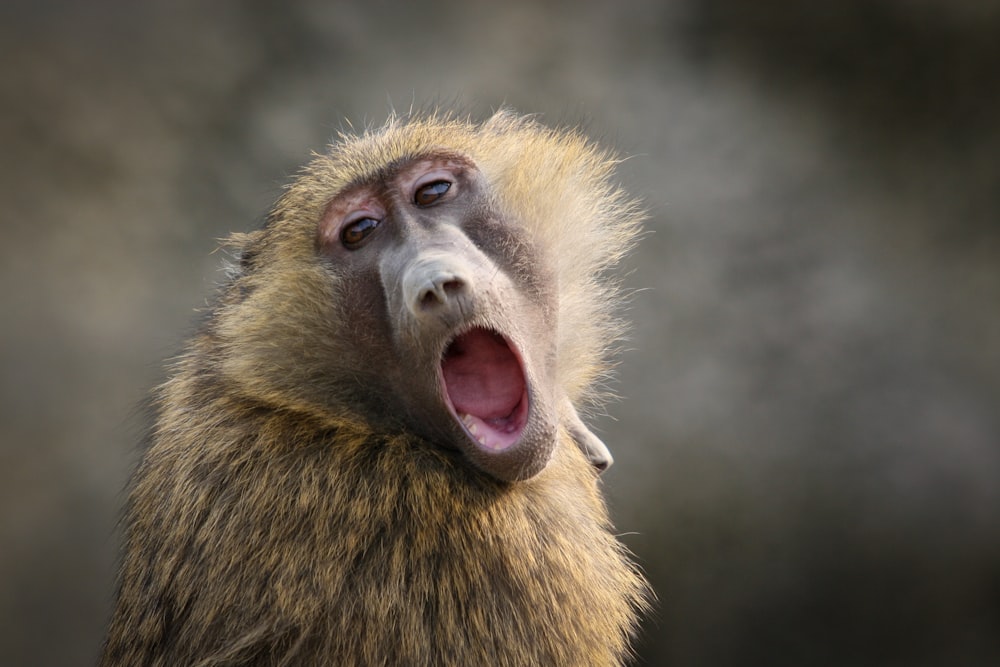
[
  {"xmin": 414, "ymin": 180, "xmax": 451, "ymax": 207},
  {"xmin": 341, "ymin": 217, "xmax": 380, "ymax": 249}
]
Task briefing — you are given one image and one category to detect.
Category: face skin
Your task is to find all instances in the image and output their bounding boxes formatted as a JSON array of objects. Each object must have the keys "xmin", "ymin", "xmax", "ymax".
[{"xmin": 314, "ymin": 153, "xmax": 561, "ymax": 482}]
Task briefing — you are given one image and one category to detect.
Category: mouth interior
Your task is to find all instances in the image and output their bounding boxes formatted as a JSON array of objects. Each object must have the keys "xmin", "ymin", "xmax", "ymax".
[{"xmin": 441, "ymin": 327, "xmax": 528, "ymax": 452}]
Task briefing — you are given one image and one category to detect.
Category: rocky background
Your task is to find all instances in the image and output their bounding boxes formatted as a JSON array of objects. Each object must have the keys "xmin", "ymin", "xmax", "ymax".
[{"xmin": 2, "ymin": 1, "xmax": 999, "ymax": 665}]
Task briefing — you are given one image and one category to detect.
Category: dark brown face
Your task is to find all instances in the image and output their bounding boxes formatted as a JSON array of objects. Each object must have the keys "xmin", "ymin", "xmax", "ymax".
[{"xmin": 315, "ymin": 153, "xmax": 559, "ymax": 482}]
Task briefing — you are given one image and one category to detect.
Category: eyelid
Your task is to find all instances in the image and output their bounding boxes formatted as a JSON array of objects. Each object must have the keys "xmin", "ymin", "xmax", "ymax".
[
  {"xmin": 340, "ymin": 209, "xmax": 381, "ymax": 231},
  {"xmin": 413, "ymin": 169, "xmax": 458, "ymax": 196}
]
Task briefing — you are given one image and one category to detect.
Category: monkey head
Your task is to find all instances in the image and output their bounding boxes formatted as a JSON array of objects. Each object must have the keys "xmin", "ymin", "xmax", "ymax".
[
  {"xmin": 315, "ymin": 152, "xmax": 561, "ymax": 481},
  {"xmin": 211, "ymin": 112, "xmax": 637, "ymax": 482}
]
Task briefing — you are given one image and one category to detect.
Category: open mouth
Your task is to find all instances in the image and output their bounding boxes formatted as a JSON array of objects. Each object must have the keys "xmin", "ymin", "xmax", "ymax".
[{"xmin": 440, "ymin": 327, "xmax": 529, "ymax": 452}]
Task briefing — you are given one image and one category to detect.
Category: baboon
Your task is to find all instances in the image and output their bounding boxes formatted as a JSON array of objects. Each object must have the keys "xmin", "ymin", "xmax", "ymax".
[{"xmin": 101, "ymin": 110, "xmax": 649, "ymax": 666}]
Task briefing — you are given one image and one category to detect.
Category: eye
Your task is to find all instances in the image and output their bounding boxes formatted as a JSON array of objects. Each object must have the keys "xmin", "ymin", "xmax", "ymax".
[
  {"xmin": 414, "ymin": 180, "xmax": 451, "ymax": 207},
  {"xmin": 340, "ymin": 216, "xmax": 381, "ymax": 249}
]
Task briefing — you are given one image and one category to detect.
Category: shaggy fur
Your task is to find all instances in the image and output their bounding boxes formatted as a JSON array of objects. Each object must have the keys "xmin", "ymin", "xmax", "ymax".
[{"xmin": 101, "ymin": 111, "xmax": 648, "ymax": 666}]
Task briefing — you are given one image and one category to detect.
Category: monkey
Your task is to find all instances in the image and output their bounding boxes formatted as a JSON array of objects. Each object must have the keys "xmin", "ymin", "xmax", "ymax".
[{"xmin": 100, "ymin": 110, "xmax": 649, "ymax": 666}]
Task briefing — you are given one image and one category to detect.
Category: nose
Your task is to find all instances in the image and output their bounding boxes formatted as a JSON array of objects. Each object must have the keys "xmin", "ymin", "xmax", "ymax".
[
  {"xmin": 402, "ymin": 253, "xmax": 473, "ymax": 319},
  {"xmin": 418, "ymin": 274, "xmax": 466, "ymax": 309}
]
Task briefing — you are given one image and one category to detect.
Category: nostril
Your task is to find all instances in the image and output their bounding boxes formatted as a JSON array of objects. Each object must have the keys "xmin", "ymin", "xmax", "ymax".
[
  {"xmin": 419, "ymin": 288, "xmax": 441, "ymax": 309},
  {"xmin": 441, "ymin": 278, "xmax": 464, "ymax": 297},
  {"xmin": 418, "ymin": 276, "xmax": 466, "ymax": 310}
]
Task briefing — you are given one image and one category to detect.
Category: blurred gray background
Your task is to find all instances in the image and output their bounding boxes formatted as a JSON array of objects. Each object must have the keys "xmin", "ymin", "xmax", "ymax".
[{"xmin": 2, "ymin": 1, "xmax": 999, "ymax": 665}]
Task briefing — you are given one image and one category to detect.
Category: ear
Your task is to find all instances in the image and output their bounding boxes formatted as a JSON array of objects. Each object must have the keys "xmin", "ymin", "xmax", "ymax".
[
  {"xmin": 561, "ymin": 397, "xmax": 613, "ymax": 474},
  {"xmin": 218, "ymin": 231, "xmax": 266, "ymax": 273}
]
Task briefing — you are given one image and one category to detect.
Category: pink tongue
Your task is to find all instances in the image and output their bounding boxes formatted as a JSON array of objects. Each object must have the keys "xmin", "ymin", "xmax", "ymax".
[{"xmin": 442, "ymin": 329, "xmax": 524, "ymax": 420}]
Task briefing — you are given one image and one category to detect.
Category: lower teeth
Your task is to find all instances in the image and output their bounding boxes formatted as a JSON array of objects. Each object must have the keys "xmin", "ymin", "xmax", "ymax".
[{"xmin": 460, "ymin": 412, "xmax": 493, "ymax": 448}]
